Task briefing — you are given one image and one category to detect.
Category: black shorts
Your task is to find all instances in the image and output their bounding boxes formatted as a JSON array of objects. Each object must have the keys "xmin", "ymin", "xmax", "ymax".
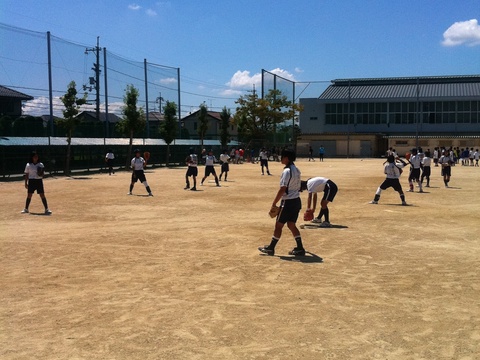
[
  {"xmin": 106, "ymin": 159, "xmax": 114, "ymax": 167},
  {"xmin": 380, "ymin": 178, "xmax": 403, "ymax": 193},
  {"xmin": 421, "ymin": 166, "xmax": 431, "ymax": 177},
  {"xmin": 27, "ymin": 179, "xmax": 45, "ymax": 194},
  {"xmin": 221, "ymin": 163, "xmax": 229, "ymax": 172},
  {"xmin": 409, "ymin": 168, "xmax": 421, "ymax": 181},
  {"xmin": 441, "ymin": 166, "xmax": 451, "ymax": 176},
  {"xmin": 132, "ymin": 170, "xmax": 146, "ymax": 183},
  {"xmin": 186, "ymin": 166, "xmax": 198, "ymax": 177},
  {"xmin": 277, "ymin": 197, "xmax": 302, "ymax": 224},
  {"xmin": 204, "ymin": 165, "xmax": 217, "ymax": 177},
  {"xmin": 260, "ymin": 159, "xmax": 268, "ymax": 167},
  {"xmin": 322, "ymin": 180, "xmax": 338, "ymax": 202}
]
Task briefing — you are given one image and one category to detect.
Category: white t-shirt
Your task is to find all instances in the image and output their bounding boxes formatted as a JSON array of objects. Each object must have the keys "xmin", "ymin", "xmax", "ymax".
[
  {"xmin": 280, "ymin": 164, "xmax": 301, "ymax": 200},
  {"xmin": 260, "ymin": 151, "xmax": 268, "ymax": 160},
  {"xmin": 105, "ymin": 152, "xmax": 115, "ymax": 160},
  {"xmin": 131, "ymin": 157, "xmax": 145, "ymax": 170},
  {"xmin": 409, "ymin": 154, "xmax": 421, "ymax": 169},
  {"xmin": 205, "ymin": 155, "xmax": 216, "ymax": 166},
  {"xmin": 422, "ymin": 157, "xmax": 432, "ymax": 167},
  {"xmin": 219, "ymin": 154, "xmax": 230, "ymax": 163},
  {"xmin": 188, "ymin": 154, "xmax": 198, "ymax": 167},
  {"xmin": 384, "ymin": 162, "xmax": 404, "ymax": 179},
  {"xmin": 24, "ymin": 162, "xmax": 44, "ymax": 179},
  {"xmin": 306, "ymin": 177, "xmax": 329, "ymax": 193}
]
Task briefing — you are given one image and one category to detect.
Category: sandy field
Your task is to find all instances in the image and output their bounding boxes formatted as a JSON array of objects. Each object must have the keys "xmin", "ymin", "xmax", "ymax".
[{"xmin": 1, "ymin": 157, "xmax": 479, "ymax": 360}]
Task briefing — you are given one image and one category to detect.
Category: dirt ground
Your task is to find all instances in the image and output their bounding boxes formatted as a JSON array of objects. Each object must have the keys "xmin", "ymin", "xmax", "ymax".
[{"xmin": 1, "ymin": 158, "xmax": 479, "ymax": 360}]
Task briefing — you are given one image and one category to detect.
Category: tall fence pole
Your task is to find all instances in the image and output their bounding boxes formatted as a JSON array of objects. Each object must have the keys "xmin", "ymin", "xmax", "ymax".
[
  {"xmin": 47, "ymin": 31, "xmax": 54, "ymax": 141},
  {"xmin": 103, "ymin": 47, "xmax": 109, "ymax": 138},
  {"xmin": 144, "ymin": 59, "xmax": 150, "ymax": 138}
]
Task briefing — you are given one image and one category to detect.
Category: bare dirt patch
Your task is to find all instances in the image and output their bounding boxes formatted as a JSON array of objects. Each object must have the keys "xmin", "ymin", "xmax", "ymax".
[{"xmin": 1, "ymin": 159, "xmax": 479, "ymax": 359}]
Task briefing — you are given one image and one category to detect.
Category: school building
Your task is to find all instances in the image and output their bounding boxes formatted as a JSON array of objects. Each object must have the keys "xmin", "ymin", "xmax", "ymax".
[{"xmin": 297, "ymin": 75, "xmax": 480, "ymax": 157}]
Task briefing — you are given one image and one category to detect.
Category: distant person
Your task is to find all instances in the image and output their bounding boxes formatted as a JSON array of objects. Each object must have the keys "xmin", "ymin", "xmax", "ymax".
[
  {"xmin": 438, "ymin": 150, "xmax": 452, "ymax": 188},
  {"xmin": 259, "ymin": 148, "xmax": 272, "ymax": 176},
  {"xmin": 128, "ymin": 149, "xmax": 153, "ymax": 196},
  {"xmin": 185, "ymin": 147, "xmax": 198, "ymax": 191},
  {"xmin": 308, "ymin": 146, "xmax": 315, "ymax": 161},
  {"xmin": 105, "ymin": 149, "xmax": 115, "ymax": 175},
  {"xmin": 370, "ymin": 155, "xmax": 408, "ymax": 206},
  {"xmin": 21, "ymin": 151, "xmax": 52, "ymax": 215},
  {"xmin": 319, "ymin": 145, "xmax": 325, "ymax": 162},
  {"xmin": 219, "ymin": 149, "xmax": 231, "ymax": 181},
  {"xmin": 201, "ymin": 149, "xmax": 220, "ymax": 187},
  {"xmin": 301, "ymin": 177, "xmax": 338, "ymax": 227}
]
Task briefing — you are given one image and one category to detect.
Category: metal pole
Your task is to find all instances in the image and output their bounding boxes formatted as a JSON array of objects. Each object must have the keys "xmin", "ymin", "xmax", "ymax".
[
  {"xmin": 144, "ymin": 59, "xmax": 150, "ymax": 138},
  {"xmin": 103, "ymin": 48, "xmax": 109, "ymax": 138},
  {"xmin": 95, "ymin": 37, "xmax": 100, "ymax": 123},
  {"xmin": 347, "ymin": 80, "xmax": 351, "ymax": 158},
  {"xmin": 47, "ymin": 31, "xmax": 53, "ymax": 141},
  {"xmin": 416, "ymin": 77, "xmax": 420, "ymax": 148}
]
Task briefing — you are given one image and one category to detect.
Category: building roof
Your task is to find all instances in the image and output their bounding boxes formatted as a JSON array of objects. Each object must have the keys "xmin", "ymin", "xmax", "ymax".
[
  {"xmin": 0, "ymin": 85, "xmax": 34, "ymax": 100},
  {"xmin": 319, "ymin": 75, "xmax": 480, "ymax": 101},
  {"xmin": 78, "ymin": 111, "xmax": 122, "ymax": 123}
]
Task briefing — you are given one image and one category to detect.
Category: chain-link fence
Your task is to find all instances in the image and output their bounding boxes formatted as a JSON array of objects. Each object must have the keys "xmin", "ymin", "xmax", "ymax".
[{"xmin": 1, "ymin": 23, "xmax": 180, "ymax": 139}]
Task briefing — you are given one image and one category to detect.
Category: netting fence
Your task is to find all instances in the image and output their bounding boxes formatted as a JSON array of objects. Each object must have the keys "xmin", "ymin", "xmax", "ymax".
[{"xmin": 1, "ymin": 23, "xmax": 180, "ymax": 139}]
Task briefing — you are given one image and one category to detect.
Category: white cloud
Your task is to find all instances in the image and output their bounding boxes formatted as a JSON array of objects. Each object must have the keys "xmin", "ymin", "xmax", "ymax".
[
  {"xmin": 295, "ymin": 67, "xmax": 304, "ymax": 73},
  {"xmin": 159, "ymin": 77, "xmax": 177, "ymax": 85},
  {"xmin": 226, "ymin": 68, "xmax": 297, "ymax": 91},
  {"xmin": 128, "ymin": 3, "xmax": 141, "ymax": 10},
  {"xmin": 442, "ymin": 19, "xmax": 480, "ymax": 47},
  {"xmin": 146, "ymin": 8, "xmax": 158, "ymax": 16}
]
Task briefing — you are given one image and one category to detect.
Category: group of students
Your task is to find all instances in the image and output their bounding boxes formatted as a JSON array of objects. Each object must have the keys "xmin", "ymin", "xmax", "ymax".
[{"xmin": 370, "ymin": 146, "xmax": 458, "ymax": 206}]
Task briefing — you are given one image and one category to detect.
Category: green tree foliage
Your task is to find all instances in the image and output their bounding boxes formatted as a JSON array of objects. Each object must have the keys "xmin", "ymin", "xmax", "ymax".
[
  {"xmin": 197, "ymin": 103, "xmax": 208, "ymax": 150},
  {"xmin": 159, "ymin": 101, "xmax": 178, "ymax": 166},
  {"xmin": 233, "ymin": 89, "xmax": 303, "ymax": 144},
  {"xmin": 11, "ymin": 116, "xmax": 45, "ymax": 136},
  {"xmin": 116, "ymin": 85, "xmax": 146, "ymax": 167},
  {"xmin": 219, "ymin": 106, "xmax": 231, "ymax": 149},
  {"xmin": 0, "ymin": 115, "xmax": 13, "ymax": 136},
  {"xmin": 58, "ymin": 81, "xmax": 87, "ymax": 175}
]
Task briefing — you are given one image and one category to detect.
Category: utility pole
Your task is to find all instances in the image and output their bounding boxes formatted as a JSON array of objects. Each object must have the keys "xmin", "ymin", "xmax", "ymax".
[{"xmin": 85, "ymin": 37, "xmax": 101, "ymax": 122}]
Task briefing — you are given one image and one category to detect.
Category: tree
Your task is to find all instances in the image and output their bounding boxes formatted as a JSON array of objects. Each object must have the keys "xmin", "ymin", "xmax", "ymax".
[
  {"xmin": 116, "ymin": 85, "xmax": 146, "ymax": 168},
  {"xmin": 0, "ymin": 115, "xmax": 13, "ymax": 136},
  {"xmin": 219, "ymin": 106, "xmax": 231, "ymax": 149},
  {"xmin": 159, "ymin": 101, "xmax": 178, "ymax": 166},
  {"xmin": 233, "ymin": 89, "xmax": 303, "ymax": 144},
  {"xmin": 197, "ymin": 103, "xmax": 208, "ymax": 150},
  {"xmin": 58, "ymin": 81, "xmax": 87, "ymax": 175}
]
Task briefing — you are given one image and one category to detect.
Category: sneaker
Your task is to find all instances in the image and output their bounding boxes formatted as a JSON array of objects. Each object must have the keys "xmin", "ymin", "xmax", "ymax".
[
  {"xmin": 267, "ymin": 173, "xmax": 272, "ymax": 176},
  {"xmin": 419, "ymin": 190, "xmax": 424, "ymax": 193},
  {"xmin": 288, "ymin": 247, "xmax": 306, "ymax": 256},
  {"xmin": 216, "ymin": 184, "xmax": 221, "ymax": 187},
  {"xmin": 402, "ymin": 201, "xmax": 408, "ymax": 206},
  {"xmin": 369, "ymin": 200, "xmax": 378, "ymax": 204},
  {"xmin": 407, "ymin": 189, "xmax": 414, "ymax": 192},
  {"xmin": 425, "ymin": 184, "xmax": 430, "ymax": 187},
  {"xmin": 148, "ymin": 193, "xmax": 153, "ymax": 197},
  {"xmin": 258, "ymin": 245, "xmax": 275, "ymax": 256},
  {"xmin": 184, "ymin": 186, "xmax": 190, "ymax": 190},
  {"xmin": 45, "ymin": 209, "xmax": 52, "ymax": 215},
  {"xmin": 319, "ymin": 221, "xmax": 332, "ymax": 228},
  {"xmin": 21, "ymin": 208, "xmax": 29, "ymax": 214},
  {"xmin": 127, "ymin": 192, "xmax": 132, "ymax": 195},
  {"xmin": 190, "ymin": 187, "xmax": 197, "ymax": 191},
  {"xmin": 311, "ymin": 218, "xmax": 322, "ymax": 223}
]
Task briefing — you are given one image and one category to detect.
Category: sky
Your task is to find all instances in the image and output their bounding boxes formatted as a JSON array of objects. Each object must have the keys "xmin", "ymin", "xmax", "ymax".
[{"xmin": 1, "ymin": 0, "xmax": 480, "ymax": 118}]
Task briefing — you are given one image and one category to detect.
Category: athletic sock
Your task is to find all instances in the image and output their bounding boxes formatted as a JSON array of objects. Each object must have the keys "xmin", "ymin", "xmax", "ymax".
[
  {"xmin": 374, "ymin": 194, "xmax": 380, "ymax": 202},
  {"xmin": 25, "ymin": 198, "xmax": 31, "ymax": 209},
  {"xmin": 295, "ymin": 236, "xmax": 304, "ymax": 249},
  {"xmin": 324, "ymin": 207, "xmax": 329, "ymax": 222},
  {"xmin": 146, "ymin": 186, "xmax": 151, "ymax": 193},
  {"xmin": 41, "ymin": 197, "xmax": 48, "ymax": 209},
  {"xmin": 269, "ymin": 237, "xmax": 279, "ymax": 249},
  {"xmin": 400, "ymin": 194, "xmax": 405, "ymax": 202},
  {"xmin": 129, "ymin": 184, "xmax": 134, "ymax": 192},
  {"xmin": 317, "ymin": 208, "xmax": 325, "ymax": 220}
]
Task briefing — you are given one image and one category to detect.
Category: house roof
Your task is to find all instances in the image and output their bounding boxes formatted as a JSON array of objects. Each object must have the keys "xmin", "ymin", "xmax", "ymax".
[
  {"xmin": 319, "ymin": 75, "xmax": 480, "ymax": 101},
  {"xmin": 181, "ymin": 110, "xmax": 225, "ymax": 121},
  {"xmin": 78, "ymin": 111, "xmax": 122, "ymax": 123},
  {"xmin": 0, "ymin": 85, "xmax": 34, "ymax": 100}
]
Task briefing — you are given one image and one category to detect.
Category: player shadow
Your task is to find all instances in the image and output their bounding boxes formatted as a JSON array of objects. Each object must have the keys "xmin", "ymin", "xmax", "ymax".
[
  {"xmin": 382, "ymin": 203, "xmax": 417, "ymax": 207},
  {"xmin": 29, "ymin": 212, "xmax": 52, "ymax": 216},
  {"xmin": 67, "ymin": 176, "xmax": 94, "ymax": 180},
  {"xmin": 278, "ymin": 251, "xmax": 323, "ymax": 263},
  {"xmin": 132, "ymin": 194, "xmax": 153, "ymax": 197},
  {"xmin": 445, "ymin": 186, "xmax": 461, "ymax": 189}
]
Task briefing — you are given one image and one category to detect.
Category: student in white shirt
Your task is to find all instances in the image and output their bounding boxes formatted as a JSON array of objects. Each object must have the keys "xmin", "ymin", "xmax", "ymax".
[
  {"xmin": 300, "ymin": 177, "xmax": 338, "ymax": 227},
  {"xmin": 22, "ymin": 151, "xmax": 51, "ymax": 215}
]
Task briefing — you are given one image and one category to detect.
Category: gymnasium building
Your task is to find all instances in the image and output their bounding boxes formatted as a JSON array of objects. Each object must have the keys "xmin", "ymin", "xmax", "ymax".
[{"xmin": 297, "ymin": 75, "xmax": 480, "ymax": 157}]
